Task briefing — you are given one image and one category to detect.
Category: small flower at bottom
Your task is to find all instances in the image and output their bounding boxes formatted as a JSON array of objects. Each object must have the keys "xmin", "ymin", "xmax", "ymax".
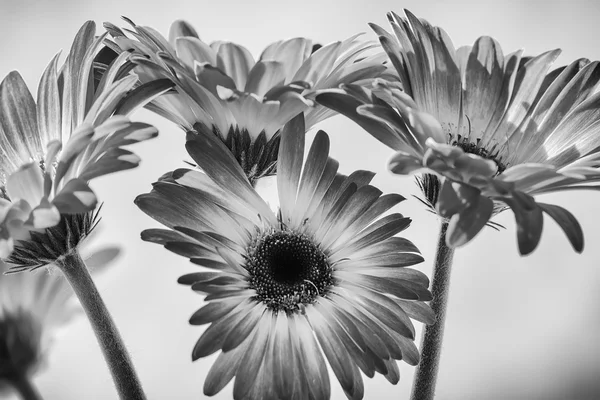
[
  {"xmin": 0, "ymin": 21, "xmax": 172, "ymax": 265},
  {"xmin": 316, "ymin": 9, "xmax": 600, "ymax": 255},
  {"xmin": 0, "ymin": 260, "xmax": 77, "ymax": 396},
  {"xmin": 136, "ymin": 114, "xmax": 433, "ymax": 400},
  {"xmin": 103, "ymin": 18, "xmax": 393, "ymax": 185}
]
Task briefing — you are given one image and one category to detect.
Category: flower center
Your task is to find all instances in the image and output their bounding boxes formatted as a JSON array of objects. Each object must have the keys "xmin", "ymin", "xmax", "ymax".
[
  {"xmin": 0, "ymin": 310, "xmax": 41, "ymax": 381},
  {"xmin": 246, "ymin": 231, "xmax": 333, "ymax": 313},
  {"xmin": 448, "ymin": 134, "xmax": 507, "ymax": 174}
]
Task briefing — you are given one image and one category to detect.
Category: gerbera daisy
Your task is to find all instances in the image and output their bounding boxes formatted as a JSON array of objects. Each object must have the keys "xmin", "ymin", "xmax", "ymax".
[
  {"xmin": 0, "ymin": 21, "xmax": 168, "ymax": 400},
  {"xmin": 0, "ymin": 20, "xmax": 170, "ymax": 265},
  {"xmin": 103, "ymin": 18, "xmax": 392, "ymax": 184},
  {"xmin": 135, "ymin": 114, "xmax": 434, "ymax": 400},
  {"xmin": 0, "ymin": 260, "xmax": 77, "ymax": 399},
  {"xmin": 316, "ymin": 9, "xmax": 600, "ymax": 255}
]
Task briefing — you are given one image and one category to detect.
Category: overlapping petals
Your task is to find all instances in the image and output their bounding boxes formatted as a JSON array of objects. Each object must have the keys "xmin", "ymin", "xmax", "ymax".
[
  {"xmin": 0, "ymin": 21, "xmax": 172, "ymax": 257},
  {"xmin": 316, "ymin": 10, "xmax": 600, "ymax": 255},
  {"xmin": 136, "ymin": 114, "xmax": 433, "ymax": 400},
  {"xmin": 104, "ymin": 18, "xmax": 389, "ymax": 138}
]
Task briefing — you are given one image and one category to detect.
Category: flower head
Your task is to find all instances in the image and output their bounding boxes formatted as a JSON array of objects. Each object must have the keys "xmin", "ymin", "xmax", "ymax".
[
  {"xmin": 317, "ymin": 10, "xmax": 600, "ymax": 255},
  {"xmin": 104, "ymin": 18, "xmax": 392, "ymax": 184},
  {"xmin": 136, "ymin": 114, "xmax": 433, "ymax": 400},
  {"xmin": 0, "ymin": 21, "xmax": 172, "ymax": 263},
  {"xmin": 0, "ymin": 260, "xmax": 77, "ymax": 392}
]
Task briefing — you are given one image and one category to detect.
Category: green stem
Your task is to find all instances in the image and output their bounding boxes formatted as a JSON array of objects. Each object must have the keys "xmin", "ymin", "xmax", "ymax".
[
  {"xmin": 55, "ymin": 251, "xmax": 146, "ymax": 400},
  {"xmin": 10, "ymin": 374, "xmax": 43, "ymax": 400},
  {"xmin": 410, "ymin": 220, "xmax": 455, "ymax": 400}
]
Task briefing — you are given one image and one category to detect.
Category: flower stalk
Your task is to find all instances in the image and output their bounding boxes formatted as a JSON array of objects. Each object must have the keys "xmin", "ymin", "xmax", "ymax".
[
  {"xmin": 55, "ymin": 251, "xmax": 146, "ymax": 400},
  {"xmin": 10, "ymin": 374, "xmax": 43, "ymax": 400},
  {"xmin": 410, "ymin": 220, "xmax": 455, "ymax": 400}
]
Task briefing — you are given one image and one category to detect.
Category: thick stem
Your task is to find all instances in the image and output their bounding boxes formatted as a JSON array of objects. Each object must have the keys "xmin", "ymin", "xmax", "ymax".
[
  {"xmin": 410, "ymin": 221, "xmax": 455, "ymax": 400},
  {"xmin": 55, "ymin": 251, "xmax": 146, "ymax": 400},
  {"xmin": 10, "ymin": 374, "xmax": 43, "ymax": 400}
]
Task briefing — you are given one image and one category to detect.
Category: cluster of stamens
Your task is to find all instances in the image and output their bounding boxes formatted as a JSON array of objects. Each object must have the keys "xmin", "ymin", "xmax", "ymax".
[
  {"xmin": 245, "ymin": 230, "xmax": 333, "ymax": 314},
  {"xmin": 448, "ymin": 133, "xmax": 507, "ymax": 174},
  {"xmin": 419, "ymin": 129, "xmax": 510, "ymax": 209}
]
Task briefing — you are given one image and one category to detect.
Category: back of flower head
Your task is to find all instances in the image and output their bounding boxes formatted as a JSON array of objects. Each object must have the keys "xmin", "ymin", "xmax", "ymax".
[
  {"xmin": 101, "ymin": 17, "xmax": 394, "ymax": 186},
  {"xmin": 0, "ymin": 21, "xmax": 172, "ymax": 400}
]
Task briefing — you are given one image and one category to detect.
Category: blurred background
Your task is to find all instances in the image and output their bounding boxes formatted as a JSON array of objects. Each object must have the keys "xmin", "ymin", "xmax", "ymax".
[{"xmin": 2, "ymin": 0, "xmax": 600, "ymax": 399}]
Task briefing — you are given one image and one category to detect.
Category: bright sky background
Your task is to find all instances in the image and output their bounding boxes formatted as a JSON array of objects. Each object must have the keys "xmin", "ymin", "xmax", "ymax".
[{"xmin": 2, "ymin": 0, "xmax": 600, "ymax": 399}]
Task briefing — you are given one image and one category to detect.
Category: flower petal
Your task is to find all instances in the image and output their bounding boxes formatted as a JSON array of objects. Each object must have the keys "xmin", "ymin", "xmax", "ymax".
[
  {"xmin": 463, "ymin": 36, "xmax": 505, "ymax": 139},
  {"xmin": 222, "ymin": 302, "xmax": 265, "ymax": 352},
  {"xmin": 538, "ymin": 202, "xmax": 584, "ymax": 253},
  {"xmin": 232, "ymin": 311, "xmax": 275, "ymax": 399},
  {"xmin": 215, "ymin": 42, "xmax": 255, "ymax": 90},
  {"xmin": 28, "ymin": 198, "xmax": 61, "ymax": 229},
  {"xmin": 277, "ymin": 113, "xmax": 305, "ymax": 222},
  {"xmin": 388, "ymin": 151, "xmax": 426, "ymax": 175},
  {"xmin": 185, "ymin": 132, "xmax": 275, "ymax": 224},
  {"xmin": 293, "ymin": 130, "xmax": 330, "ymax": 226},
  {"xmin": 173, "ymin": 168, "xmax": 260, "ymax": 226},
  {"xmin": 291, "ymin": 313, "xmax": 331, "ymax": 399},
  {"xmin": 52, "ymin": 179, "xmax": 97, "ymax": 214},
  {"xmin": 260, "ymin": 38, "xmax": 311, "ymax": 80},
  {"xmin": 503, "ymin": 194, "xmax": 544, "ymax": 255},
  {"xmin": 192, "ymin": 299, "xmax": 256, "ymax": 359},
  {"xmin": 169, "ymin": 19, "xmax": 199, "ymax": 44},
  {"xmin": 37, "ymin": 53, "xmax": 62, "ymax": 146},
  {"xmin": 307, "ymin": 305, "xmax": 361, "ymax": 400},
  {"xmin": 344, "ymin": 213, "xmax": 412, "ymax": 254},
  {"xmin": 6, "ymin": 162, "xmax": 45, "ymax": 206},
  {"xmin": 446, "ymin": 194, "xmax": 494, "ymax": 247},
  {"xmin": 316, "ymin": 90, "xmax": 405, "ymax": 150},
  {"xmin": 0, "ymin": 71, "xmax": 41, "ymax": 163},
  {"xmin": 203, "ymin": 326, "xmax": 254, "ymax": 396},
  {"xmin": 175, "ymin": 36, "xmax": 217, "ymax": 67},
  {"xmin": 244, "ymin": 61, "xmax": 286, "ymax": 97}
]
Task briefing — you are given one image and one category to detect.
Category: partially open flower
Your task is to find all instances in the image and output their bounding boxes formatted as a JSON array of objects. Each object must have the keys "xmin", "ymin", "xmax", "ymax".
[
  {"xmin": 317, "ymin": 9, "xmax": 600, "ymax": 255},
  {"xmin": 103, "ymin": 18, "xmax": 393, "ymax": 184},
  {"xmin": 136, "ymin": 114, "xmax": 433, "ymax": 400},
  {"xmin": 0, "ymin": 21, "xmax": 171, "ymax": 264},
  {"xmin": 0, "ymin": 260, "xmax": 76, "ymax": 395}
]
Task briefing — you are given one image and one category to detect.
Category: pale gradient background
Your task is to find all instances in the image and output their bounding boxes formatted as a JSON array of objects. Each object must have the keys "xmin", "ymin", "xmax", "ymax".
[{"xmin": 2, "ymin": 0, "xmax": 600, "ymax": 399}]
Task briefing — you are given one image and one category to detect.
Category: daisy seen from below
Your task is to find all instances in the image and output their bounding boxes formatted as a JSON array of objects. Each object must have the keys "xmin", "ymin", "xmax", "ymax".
[
  {"xmin": 316, "ymin": 9, "xmax": 600, "ymax": 400},
  {"xmin": 316, "ymin": 9, "xmax": 600, "ymax": 256},
  {"xmin": 0, "ymin": 21, "xmax": 172, "ymax": 400},
  {"xmin": 135, "ymin": 114, "xmax": 434, "ymax": 400},
  {"xmin": 0, "ymin": 260, "xmax": 77, "ymax": 400},
  {"xmin": 0, "ymin": 21, "xmax": 170, "ymax": 263},
  {"xmin": 103, "ymin": 18, "xmax": 394, "ymax": 184}
]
